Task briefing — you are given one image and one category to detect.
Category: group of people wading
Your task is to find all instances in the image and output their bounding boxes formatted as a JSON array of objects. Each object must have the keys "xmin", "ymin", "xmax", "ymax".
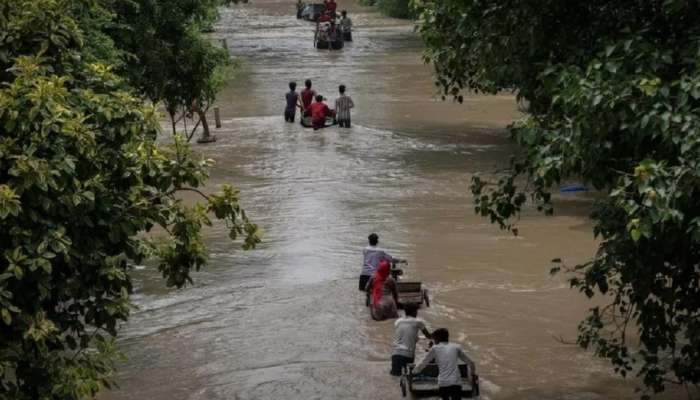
[
  {"xmin": 317, "ymin": 9, "xmax": 353, "ymax": 45},
  {"xmin": 297, "ymin": 0, "xmax": 353, "ymax": 45},
  {"xmin": 361, "ymin": 233, "xmax": 476, "ymax": 400},
  {"xmin": 284, "ymin": 79, "xmax": 354, "ymax": 130}
]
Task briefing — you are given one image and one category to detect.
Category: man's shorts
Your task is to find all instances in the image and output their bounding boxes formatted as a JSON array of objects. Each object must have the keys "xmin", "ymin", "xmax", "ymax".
[
  {"xmin": 359, "ymin": 274, "xmax": 370, "ymax": 291},
  {"xmin": 390, "ymin": 354, "xmax": 414, "ymax": 376},
  {"xmin": 438, "ymin": 385, "xmax": 463, "ymax": 400},
  {"xmin": 284, "ymin": 110, "xmax": 295, "ymax": 122}
]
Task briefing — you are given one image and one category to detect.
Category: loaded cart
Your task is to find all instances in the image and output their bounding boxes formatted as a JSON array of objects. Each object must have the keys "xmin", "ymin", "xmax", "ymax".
[
  {"xmin": 396, "ymin": 280, "xmax": 430, "ymax": 309},
  {"xmin": 365, "ymin": 261, "xmax": 430, "ymax": 309},
  {"xmin": 400, "ymin": 363, "xmax": 480, "ymax": 398}
]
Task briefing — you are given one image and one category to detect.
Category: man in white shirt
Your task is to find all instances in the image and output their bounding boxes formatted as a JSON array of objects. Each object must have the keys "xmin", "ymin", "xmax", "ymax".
[
  {"xmin": 334, "ymin": 84, "xmax": 354, "ymax": 128},
  {"xmin": 391, "ymin": 305, "xmax": 431, "ymax": 376},
  {"xmin": 339, "ymin": 10, "xmax": 352, "ymax": 41},
  {"xmin": 414, "ymin": 328, "xmax": 476, "ymax": 400},
  {"xmin": 359, "ymin": 233, "xmax": 396, "ymax": 291}
]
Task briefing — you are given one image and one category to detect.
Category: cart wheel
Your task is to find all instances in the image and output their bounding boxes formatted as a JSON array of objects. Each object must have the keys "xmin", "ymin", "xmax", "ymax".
[
  {"xmin": 473, "ymin": 374, "xmax": 480, "ymax": 397},
  {"xmin": 365, "ymin": 292, "xmax": 370, "ymax": 307},
  {"xmin": 400, "ymin": 377, "xmax": 407, "ymax": 397},
  {"xmin": 423, "ymin": 289, "xmax": 430, "ymax": 308}
]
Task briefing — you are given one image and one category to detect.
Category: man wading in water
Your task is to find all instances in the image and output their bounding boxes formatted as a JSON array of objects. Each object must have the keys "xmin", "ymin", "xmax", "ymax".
[
  {"xmin": 391, "ymin": 304, "xmax": 432, "ymax": 375},
  {"xmin": 335, "ymin": 84, "xmax": 354, "ymax": 128},
  {"xmin": 284, "ymin": 81, "xmax": 301, "ymax": 123},
  {"xmin": 300, "ymin": 79, "xmax": 317, "ymax": 115},
  {"xmin": 359, "ymin": 233, "xmax": 397, "ymax": 291},
  {"xmin": 414, "ymin": 328, "xmax": 476, "ymax": 400}
]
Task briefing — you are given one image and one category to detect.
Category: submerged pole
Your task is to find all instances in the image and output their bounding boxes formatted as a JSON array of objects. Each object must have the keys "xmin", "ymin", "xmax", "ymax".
[{"xmin": 214, "ymin": 106, "xmax": 222, "ymax": 129}]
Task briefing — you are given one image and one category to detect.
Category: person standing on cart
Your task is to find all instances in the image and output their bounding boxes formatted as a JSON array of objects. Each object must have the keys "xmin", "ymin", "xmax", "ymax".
[
  {"xmin": 359, "ymin": 233, "xmax": 397, "ymax": 291},
  {"xmin": 391, "ymin": 305, "xmax": 431, "ymax": 376},
  {"xmin": 414, "ymin": 328, "xmax": 476, "ymax": 400},
  {"xmin": 324, "ymin": 0, "xmax": 338, "ymax": 16}
]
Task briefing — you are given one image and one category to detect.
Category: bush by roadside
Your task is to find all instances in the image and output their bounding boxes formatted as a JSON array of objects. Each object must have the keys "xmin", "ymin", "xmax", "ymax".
[{"xmin": 359, "ymin": 0, "xmax": 414, "ymax": 19}]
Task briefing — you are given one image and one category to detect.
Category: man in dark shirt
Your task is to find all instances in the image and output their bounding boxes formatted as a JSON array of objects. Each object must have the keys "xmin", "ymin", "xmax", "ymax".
[{"xmin": 284, "ymin": 81, "xmax": 300, "ymax": 122}]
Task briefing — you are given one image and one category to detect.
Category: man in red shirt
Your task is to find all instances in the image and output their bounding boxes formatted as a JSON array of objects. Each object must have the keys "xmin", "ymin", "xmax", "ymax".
[
  {"xmin": 309, "ymin": 95, "xmax": 330, "ymax": 130},
  {"xmin": 300, "ymin": 79, "xmax": 317, "ymax": 115},
  {"xmin": 324, "ymin": 0, "xmax": 337, "ymax": 15}
]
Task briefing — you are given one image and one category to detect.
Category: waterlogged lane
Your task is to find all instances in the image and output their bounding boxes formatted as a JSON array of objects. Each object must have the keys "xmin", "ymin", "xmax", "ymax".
[{"xmin": 102, "ymin": 1, "xmax": 687, "ymax": 399}]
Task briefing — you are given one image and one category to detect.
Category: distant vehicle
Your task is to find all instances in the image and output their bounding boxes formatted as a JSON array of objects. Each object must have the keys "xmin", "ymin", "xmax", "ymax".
[{"xmin": 299, "ymin": 3, "xmax": 326, "ymax": 21}]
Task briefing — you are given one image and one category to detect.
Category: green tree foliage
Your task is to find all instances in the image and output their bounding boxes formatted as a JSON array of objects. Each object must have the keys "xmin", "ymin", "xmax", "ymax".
[
  {"xmin": 0, "ymin": 0, "xmax": 259, "ymax": 398},
  {"xmin": 378, "ymin": 0, "xmax": 413, "ymax": 19},
  {"xmin": 415, "ymin": 0, "xmax": 700, "ymax": 394},
  {"xmin": 108, "ymin": 0, "xmax": 237, "ymax": 139},
  {"xmin": 359, "ymin": 0, "xmax": 413, "ymax": 19}
]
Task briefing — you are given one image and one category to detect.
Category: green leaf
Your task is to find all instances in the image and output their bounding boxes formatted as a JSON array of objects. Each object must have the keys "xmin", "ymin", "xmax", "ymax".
[
  {"xmin": 630, "ymin": 228, "xmax": 641, "ymax": 242},
  {"xmin": 1, "ymin": 308, "xmax": 11, "ymax": 325}
]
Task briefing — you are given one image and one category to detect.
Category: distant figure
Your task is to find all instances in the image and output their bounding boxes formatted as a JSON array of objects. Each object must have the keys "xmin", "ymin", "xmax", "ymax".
[
  {"xmin": 296, "ymin": 0, "xmax": 304, "ymax": 18},
  {"xmin": 309, "ymin": 94, "xmax": 330, "ymax": 130},
  {"xmin": 316, "ymin": 22, "xmax": 331, "ymax": 46},
  {"xmin": 324, "ymin": 0, "xmax": 337, "ymax": 15},
  {"xmin": 328, "ymin": 20, "xmax": 338, "ymax": 41},
  {"xmin": 335, "ymin": 84, "xmax": 354, "ymax": 128},
  {"xmin": 359, "ymin": 233, "xmax": 396, "ymax": 291},
  {"xmin": 414, "ymin": 328, "xmax": 476, "ymax": 400},
  {"xmin": 284, "ymin": 81, "xmax": 300, "ymax": 123},
  {"xmin": 339, "ymin": 10, "xmax": 352, "ymax": 41},
  {"xmin": 391, "ymin": 305, "xmax": 431, "ymax": 376},
  {"xmin": 366, "ymin": 260, "xmax": 399, "ymax": 321},
  {"xmin": 300, "ymin": 79, "xmax": 317, "ymax": 114}
]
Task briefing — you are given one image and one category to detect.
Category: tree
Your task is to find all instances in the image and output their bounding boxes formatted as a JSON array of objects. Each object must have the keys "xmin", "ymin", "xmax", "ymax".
[
  {"xmin": 415, "ymin": 0, "xmax": 700, "ymax": 395},
  {"xmin": 107, "ymin": 0, "xmax": 236, "ymax": 141},
  {"xmin": 0, "ymin": 0, "xmax": 259, "ymax": 398},
  {"xmin": 360, "ymin": 0, "xmax": 414, "ymax": 19}
]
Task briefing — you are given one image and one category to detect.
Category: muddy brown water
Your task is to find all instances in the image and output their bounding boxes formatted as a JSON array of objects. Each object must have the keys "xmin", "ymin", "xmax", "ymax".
[{"xmin": 101, "ymin": 1, "xmax": 689, "ymax": 399}]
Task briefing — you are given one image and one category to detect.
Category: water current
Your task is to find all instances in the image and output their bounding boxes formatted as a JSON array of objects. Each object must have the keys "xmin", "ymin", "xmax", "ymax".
[{"xmin": 101, "ymin": 1, "xmax": 689, "ymax": 399}]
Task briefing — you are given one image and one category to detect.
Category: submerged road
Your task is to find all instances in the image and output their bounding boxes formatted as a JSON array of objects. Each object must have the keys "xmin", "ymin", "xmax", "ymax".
[{"xmin": 101, "ymin": 1, "xmax": 687, "ymax": 399}]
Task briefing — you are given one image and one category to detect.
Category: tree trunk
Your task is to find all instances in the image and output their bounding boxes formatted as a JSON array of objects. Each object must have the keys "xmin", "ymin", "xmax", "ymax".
[
  {"xmin": 196, "ymin": 108, "xmax": 216, "ymax": 143},
  {"xmin": 169, "ymin": 110, "xmax": 177, "ymax": 136}
]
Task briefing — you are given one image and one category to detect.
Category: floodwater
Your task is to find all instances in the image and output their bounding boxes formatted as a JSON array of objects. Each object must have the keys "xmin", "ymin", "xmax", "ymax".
[{"xmin": 102, "ymin": 1, "xmax": 689, "ymax": 400}]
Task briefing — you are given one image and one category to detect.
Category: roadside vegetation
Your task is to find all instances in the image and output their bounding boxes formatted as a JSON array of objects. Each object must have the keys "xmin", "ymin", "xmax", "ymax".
[
  {"xmin": 359, "ymin": 0, "xmax": 414, "ymax": 19},
  {"xmin": 414, "ymin": 0, "xmax": 700, "ymax": 396},
  {"xmin": 0, "ymin": 0, "xmax": 259, "ymax": 398}
]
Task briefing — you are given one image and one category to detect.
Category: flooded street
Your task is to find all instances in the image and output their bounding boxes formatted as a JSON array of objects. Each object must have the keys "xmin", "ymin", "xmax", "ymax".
[{"xmin": 101, "ymin": 1, "xmax": 685, "ymax": 399}]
